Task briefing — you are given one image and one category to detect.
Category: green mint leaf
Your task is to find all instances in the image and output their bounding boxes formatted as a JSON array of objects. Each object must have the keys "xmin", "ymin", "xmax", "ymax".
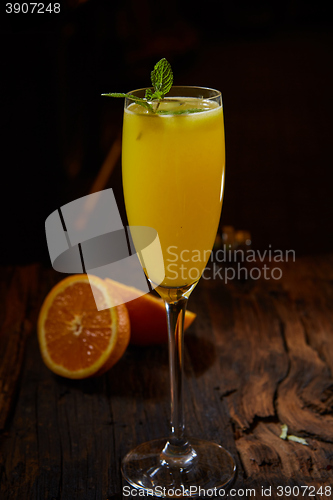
[
  {"xmin": 102, "ymin": 92, "xmax": 129, "ymax": 98},
  {"xmin": 102, "ymin": 92, "xmax": 153, "ymax": 112},
  {"xmin": 156, "ymin": 108, "xmax": 205, "ymax": 115},
  {"xmin": 151, "ymin": 90, "xmax": 163, "ymax": 100},
  {"xmin": 287, "ymin": 435, "xmax": 309, "ymax": 446},
  {"xmin": 150, "ymin": 58, "xmax": 173, "ymax": 98},
  {"xmin": 279, "ymin": 424, "xmax": 288, "ymax": 440},
  {"xmin": 145, "ymin": 88, "xmax": 153, "ymax": 100},
  {"xmin": 102, "ymin": 58, "xmax": 173, "ymax": 113},
  {"xmin": 279, "ymin": 424, "xmax": 308, "ymax": 446}
]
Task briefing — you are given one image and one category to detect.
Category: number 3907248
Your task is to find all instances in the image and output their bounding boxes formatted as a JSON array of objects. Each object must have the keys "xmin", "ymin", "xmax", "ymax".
[{"xmin": 6, "ymin": 3, "xmax": 60, "ymax": 13}]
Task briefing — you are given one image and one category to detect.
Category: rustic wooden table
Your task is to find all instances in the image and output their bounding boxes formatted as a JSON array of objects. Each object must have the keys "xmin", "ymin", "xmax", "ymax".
[{"xmin": 1, "ymin": 254, "xmax": 333, "ymax": 499}]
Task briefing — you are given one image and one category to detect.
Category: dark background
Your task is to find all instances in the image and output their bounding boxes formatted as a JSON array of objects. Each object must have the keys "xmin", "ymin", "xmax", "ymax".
[{"xmin": 1, "ymin": 0, "xmax": 333, "ymax": 265}]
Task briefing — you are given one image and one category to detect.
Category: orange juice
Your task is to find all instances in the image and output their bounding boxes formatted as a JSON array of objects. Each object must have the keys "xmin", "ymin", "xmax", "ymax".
[{"xmin": 122, "ymin": 97, "xmax": 225, "ymax": 288}]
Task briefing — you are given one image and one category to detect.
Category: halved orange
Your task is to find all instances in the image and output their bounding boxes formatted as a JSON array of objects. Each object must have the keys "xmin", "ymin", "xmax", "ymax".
[
  {"xmin": 105, "ymin": 278, "xmax": 196, "ymax": 345},
  {"xmin": 37, "ymin": 274, "xmax": 130, "ymax": 379}
]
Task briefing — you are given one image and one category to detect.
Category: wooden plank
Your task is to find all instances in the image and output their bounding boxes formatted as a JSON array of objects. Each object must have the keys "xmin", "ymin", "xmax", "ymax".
[
  {"xmin": 0, "ymin": 265, "xmax": 40, "ymax": 431},
  {"xmin": 270, "ymin": 257, "xmax": 333, "ymax": 443},
  {"xmin": 0, "ymin": 305, "xmax": 119, "ymax": 499},
  {"xmin": 236, "ymin": 421, "xmax": 333, "ymax": 495},
  {"xmin": 204, "ymin": 277, "xmax": 289, "ymax": 431},
  {"xmin": 0, "ymin": 266, "xmax": 62, "ymax": 498},
  {"xmin": 191, "ymin": 257, "xmax": 333, "ymax": 497},
  {"xmin": 1, "ymin": 258, "xmax": 333, "ymax": 499}
]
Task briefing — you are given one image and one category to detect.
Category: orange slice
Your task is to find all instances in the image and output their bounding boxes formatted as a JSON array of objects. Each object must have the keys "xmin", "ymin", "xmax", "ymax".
[
  {"xmin": 37, "ymin": 274, "xmax": 130, "ymax": 379},
  {"xmin": 105, "ymin": 278, "xmax": 196, "ymax": 345}
]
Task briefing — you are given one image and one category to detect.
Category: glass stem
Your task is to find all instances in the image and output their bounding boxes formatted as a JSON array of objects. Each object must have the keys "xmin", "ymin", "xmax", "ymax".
[{"xmin": 164, "ymin": 297, "xmax": 189, "ymax": 453}]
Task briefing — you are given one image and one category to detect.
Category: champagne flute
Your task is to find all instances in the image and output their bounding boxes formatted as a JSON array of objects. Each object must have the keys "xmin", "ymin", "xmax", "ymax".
[{"xmin": 121, "ymin": 86, "xmax": 235, "ymax": 496}]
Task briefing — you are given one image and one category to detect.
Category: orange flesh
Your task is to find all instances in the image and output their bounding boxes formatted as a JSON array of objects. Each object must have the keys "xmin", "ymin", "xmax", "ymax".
[{"xmin": 44, "ymin": 283, "xmax": 113, "ymax": 371}]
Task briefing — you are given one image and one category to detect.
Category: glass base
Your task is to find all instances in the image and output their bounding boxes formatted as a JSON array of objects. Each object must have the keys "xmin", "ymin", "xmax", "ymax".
[{"xmin": 121, "ymin": 437, "xmax": 236, "ymax": 497}]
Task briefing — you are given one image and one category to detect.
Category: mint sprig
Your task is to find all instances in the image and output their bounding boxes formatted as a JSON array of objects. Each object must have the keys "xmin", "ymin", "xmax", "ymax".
[
  {"xmin": 101, "ymin": 92, "xmax": 154, "ymax": 112},
  {"xmin": 156, "ymin": 108, "xmax": 205, "ymax": 115},
  {"xmin": 150, "ymin": 58, "xmax": 173, "ymax": 100},
  {"xmin": 102, "ymin": 58, "xmax": 173, "ymax": 113}
]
